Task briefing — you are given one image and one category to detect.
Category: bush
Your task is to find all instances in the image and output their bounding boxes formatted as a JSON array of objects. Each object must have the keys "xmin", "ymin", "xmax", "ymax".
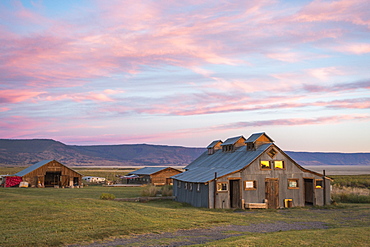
[
  {"xmin": 161, "ymin": 185, "xmax": 173, "ymax": 196},
  {"xmin": 141, "ymin": 185, "xmax": 159, "ymax": 197},
  {"xmin": 100, "ymin": 193, "xmax": 116, "ymax": 200},
  {"xmin": 331, "ymin": 186, "xmax": 370, "ymax": 203}
]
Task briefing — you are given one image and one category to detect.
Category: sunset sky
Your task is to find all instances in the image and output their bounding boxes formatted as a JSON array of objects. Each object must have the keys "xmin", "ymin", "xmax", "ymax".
[{"xmin": 1, "ymin": 0, "xmax": 369, "ymax": 152}]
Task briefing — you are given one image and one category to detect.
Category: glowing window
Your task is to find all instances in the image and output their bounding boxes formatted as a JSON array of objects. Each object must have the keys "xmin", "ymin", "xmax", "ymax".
[
  {"xmin": 316, "ymin": 180, "xmax": 323, "ymax": 188},
  {"xmin": 217, "ymin": 182, "xmax": 228, "ymax": 191},
  {"xmin": 260, "ymin": 160, "xmax": 270, "ymax": 169},
  {"xmin": 274, "ymin": 161, "xmax": 284, "ymax": 169}
]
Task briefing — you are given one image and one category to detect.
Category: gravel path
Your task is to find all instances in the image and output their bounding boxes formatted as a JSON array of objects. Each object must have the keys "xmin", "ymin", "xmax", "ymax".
[{"xmin": 70, "ymin": 221, "xmax": 328, "ymax": 247}]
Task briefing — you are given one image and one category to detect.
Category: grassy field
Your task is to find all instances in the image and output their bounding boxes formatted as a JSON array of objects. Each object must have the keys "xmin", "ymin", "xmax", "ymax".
[
  {"xmin": 1, "ymin": 170, "xmax": 370, "ymax": 246},
  {"xmin": 1, "ymin": 185, "xmax": 370, "ymax": 247}
]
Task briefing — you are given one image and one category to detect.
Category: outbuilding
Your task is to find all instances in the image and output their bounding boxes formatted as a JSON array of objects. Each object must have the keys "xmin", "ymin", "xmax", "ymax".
[
  {"xmin": 128, "ymin": 167, "xmax": 182, "ymax": 185},
  {"xmin": 9, "ymin": 160, "xmax": 83, "ymax": 188},
  {"xmin": 172, "ymin": 132, "xmax": 331, "ymax": 209}
]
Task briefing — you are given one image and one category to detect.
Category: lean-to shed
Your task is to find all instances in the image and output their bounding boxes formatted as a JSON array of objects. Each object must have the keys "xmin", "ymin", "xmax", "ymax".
[
  {"xmin": 128, "ymin": 167, "xmax": 182, "ymax": 185},
  {"xmin": 11, "ymin": 160, "xmax": 83, "ymax": 188},
  {"xmin": 172, "ymin": 132, "xmax": 331, "ymax": 209}
]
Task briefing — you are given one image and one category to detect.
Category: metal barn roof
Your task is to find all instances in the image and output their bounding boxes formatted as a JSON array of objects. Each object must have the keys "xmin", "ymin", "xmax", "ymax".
[
  {"xmin": 245, "ymin": 132, "xmax": 274, "ymax": 143},
  {"xmin": 14, "ymin": 160, "xmax": 83, "ymax": 177},
  {"xmin": 206, "ymin": 140, "xmax": 222, "ymax": 149},
  {"xmin": 129, "ymin": 167, "xmax": 171, "ymax": 175},
  {"xmin": 172, "ymin": 143, "xmax": 272, "ymax": 183},
  {"xmin": 221, "ymin": 136, "xmax": 245, "ymax": 146},
  {"xmin": 14, "ymin": 160, "xmax": 54, "ymax": 177}
]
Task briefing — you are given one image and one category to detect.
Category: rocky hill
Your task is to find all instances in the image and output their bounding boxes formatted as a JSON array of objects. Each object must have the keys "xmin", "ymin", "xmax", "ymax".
[
  {"xmin": 0, "ymin": 139, "xmax": 369, "ymax": 167},
  {"xmin": 0, "ymin": 139, "xmax": 204, "ymax": 167}
]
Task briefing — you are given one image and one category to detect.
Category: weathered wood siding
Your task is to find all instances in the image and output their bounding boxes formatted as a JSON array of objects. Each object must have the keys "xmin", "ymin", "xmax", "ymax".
[
  {"xmin": 21, "ymin": 160, "xmax": 82, "ymax": 187},
  {"xmin": 151, "ymin": 168, "xmax": 182, "ymax": 185},
  {"xmin": 211, "ymin": 147, "xmax": 331, "ymax": 208},
  {"xmin": 173, "ymin": 180, "xmax": 209, "ymax": 208}
]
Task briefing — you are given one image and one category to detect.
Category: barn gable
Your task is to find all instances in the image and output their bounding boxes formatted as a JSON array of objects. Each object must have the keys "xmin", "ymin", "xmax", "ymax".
[
  {"xmin": 129, "ymin": 167, "xmax": 182, "ymax": 185},
  {"xmin": 13, "ymin": 160, "xmax": 82, "ymax": 188}
]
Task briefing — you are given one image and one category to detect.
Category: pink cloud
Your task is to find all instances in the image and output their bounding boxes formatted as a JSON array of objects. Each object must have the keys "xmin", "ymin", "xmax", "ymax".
[
  {"xmin": 294, "ymin": 0, "xmax": 370, "ymax": 28},
  {"xmin": 0, "ymin": 116, "xmax": 51, "ymax": 138},
  {"xmin": 44, "ymin": 89, "xmax": 124, "ymax": 102},
  {"xmin": 0, "ymin": 89, "xmax": 45, "ymax": 103},
  {"xmin": 333, "ymin": 43, "xmax": 370, "ymax": 54},
  {"xmin": 215, "ymin": 114, "xmax": 370, "ymax": 130}
]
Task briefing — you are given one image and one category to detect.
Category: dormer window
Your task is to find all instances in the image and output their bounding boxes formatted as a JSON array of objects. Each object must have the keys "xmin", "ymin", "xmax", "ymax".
[
  {"xmin": 246, "ymin": 142, "xmax": 255, "ymax": 151},
  {"xmin": 207, "ymin": 140, "xmax": 222, "ymax": 155},
  {"xmin": 222, "ymin": 145, "xmax": 234, "ymax": 152}
]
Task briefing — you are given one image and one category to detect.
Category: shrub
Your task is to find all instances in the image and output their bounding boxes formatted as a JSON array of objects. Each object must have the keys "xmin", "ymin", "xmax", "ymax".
[
  {"xmin": 161, "ymin": 185, "xmax": 173, "ymax": 196},
  {"xmin": 100, "ymin": 193, "xmax": 116, "ymax": 200},
  {"xmin": 141, "ymin": 185, "xmax": 159, "ymax": 197},
  {"xmin": 331, "ymin": 186, "xmax": 370, "ymax": 203}
]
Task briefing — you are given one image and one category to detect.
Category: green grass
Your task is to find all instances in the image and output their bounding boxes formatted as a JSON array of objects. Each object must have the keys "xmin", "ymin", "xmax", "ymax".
[
  {"xmin": 1, "ymin": 186, "xmax": 370, "ymax": 247},
  {"xmin": 195, "ymin": 227, "xmax": 370, "ymax": 247},
  {"xmin": 1, "ymin": 173, "xmax": 370, "ymax": 246},
  {"xmin": 331, "ymin": 175, "xmax": 370, "ymax": 188}
]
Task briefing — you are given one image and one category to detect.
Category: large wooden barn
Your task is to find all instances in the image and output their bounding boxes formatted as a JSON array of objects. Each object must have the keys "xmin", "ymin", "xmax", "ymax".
[
  {"xmin": 128, "ymin": 167, "xmax": 182, "ymax": 185},
  {"xmin": 11, "ymin": 160, "xmax": 82, "ymax": 188},
  {"xmin": 172, "ymin": 133, "xmax": 331, "ymax": 209}
]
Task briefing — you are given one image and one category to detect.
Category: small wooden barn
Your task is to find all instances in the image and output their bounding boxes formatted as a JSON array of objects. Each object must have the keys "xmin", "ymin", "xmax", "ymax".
[
  {"xmin": 12, "ymin": 160, "xmax": 83, "ymax": 188},
  {"xmin": 172, "ymin": 133, "xmax": 331, "ymax": 209},
  {"xmin": 128, "ymin": 167, "xmax": 182, "ymax": 185}
]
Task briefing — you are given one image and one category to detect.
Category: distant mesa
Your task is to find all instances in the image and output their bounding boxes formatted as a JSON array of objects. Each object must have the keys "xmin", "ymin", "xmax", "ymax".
[{"xmin": 0, "ymin": 139, "xmax": 369, "ymax": 167}]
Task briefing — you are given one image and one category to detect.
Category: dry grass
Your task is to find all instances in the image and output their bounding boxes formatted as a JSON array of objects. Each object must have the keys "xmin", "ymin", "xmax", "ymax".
[{"xmin": 332, "ymin": 185, "xmax": 370, "ymax": 203}]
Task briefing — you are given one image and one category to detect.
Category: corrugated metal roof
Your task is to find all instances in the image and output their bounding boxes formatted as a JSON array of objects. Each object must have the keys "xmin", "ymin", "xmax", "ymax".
[
  {"xmin": 14, "ymin": 160, "xmax": 83, "ymax": 177},
  {"xmin": 245, "ymin": 132, "xmax": 274, "ymax": 143},
  {"xmin": 172, "ymin": 143, "xmax": 272, "ymax": 183},
  {"xmin": 206, "ymin": 140, "xmax": 222, "ymax": 149},
  {"xmin": 221, "ymin": 136, "xmax": 245, "ymax": 146},
  {"xmin": 129, "ymin": 167, "xmax": 170, "ymax": 175},
  {"xmin": 14, "ymin": 160, "xmax": 54, "ymax": 177}
]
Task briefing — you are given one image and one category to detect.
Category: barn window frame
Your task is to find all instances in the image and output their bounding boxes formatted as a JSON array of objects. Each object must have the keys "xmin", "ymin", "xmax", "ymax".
[
  {"xmin": 260, "ymin": 160, "xmax": 271, "ymax": 170},
  {"xmin": 244, "ymin": 180, "xmax": 257, "ymax": 190},
  {"xmin": 315, "ymin": 179, "xmax": 323, "ymax": 189},
  {"xmin": 217, "ymin": 182, "xmax": 228, "ymax": 192},
  {"xmin": 288, "ymin": 179, "xmax": 299, "ymax": 189},
  {"xmin": 189, "ymin": 182, "xmax": 193, "ymax": 191},
  {"xmin": 196, "ymin": 183, "xmax": 201, "ymax": 192},
  {"xmin": 274, "ymin": 160, "xmax": 285, "ymax": 169},
  {"xmin": 184, "ymin": 182, "xmax": 188, "ymax": 190}
]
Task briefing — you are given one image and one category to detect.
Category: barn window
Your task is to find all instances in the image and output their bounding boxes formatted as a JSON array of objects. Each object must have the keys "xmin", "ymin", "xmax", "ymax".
[
  {"xmin": 217, "ymin": 182, "xmax": 228, "ymax": 191},
  {"xmin": 185, "ymin": 182, "xmax": 188, "ymax": 190},
  {"xmin": 274, "ymin": 161, "xmax": 284, "ymax": 169},
  {"xmin": 244, "ymin": 180, "xmax": 257, "ymax": 190},
  {"xmin": 315, "ymin": 179, "xmax": 323, "ymax": 188},
  {"xmin": 189, "ymin": 183, "xmax": 193, "ymax": 191},
  {"xmin": 178, "ymin": 181, "xmax": 181, "ymax": 188},
  {"xmin": 268, "ymin": 148, "xmax": 277, "ymax": 158},
  {"xmin": 196, "ymin": 183, "xmax": 201, "ymax": 192},
  {"xmin": 288, "ymin": 179, "xmax": 299, "ymax": 189},
  {"xmin": 260, "ymin": 160, "xmax": 271, "ymax": 169}
]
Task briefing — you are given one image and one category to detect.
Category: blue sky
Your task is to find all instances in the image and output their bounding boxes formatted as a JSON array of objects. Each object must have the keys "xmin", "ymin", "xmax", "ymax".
[{"xmin": 1, "ymin": 0, "xmax": 370, "ymax": 152}]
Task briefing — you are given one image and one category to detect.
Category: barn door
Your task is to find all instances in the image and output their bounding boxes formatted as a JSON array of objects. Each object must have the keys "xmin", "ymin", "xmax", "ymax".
[
  {"xmin": 265, "ymin": 178, "xmax": 279, "ymax": 209},
  {"xmin": 304, "ymin": 178, "xmax": 314, "ymax": 205},
  {"xmin": 230, "ymin": 180, "xmax": 241, "ymax": 208}
]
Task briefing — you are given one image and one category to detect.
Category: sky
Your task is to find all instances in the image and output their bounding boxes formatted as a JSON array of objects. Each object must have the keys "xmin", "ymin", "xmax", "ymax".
[{"xmin": 1, "ymin": 0, "xmax": 370, "ymax": 152}]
